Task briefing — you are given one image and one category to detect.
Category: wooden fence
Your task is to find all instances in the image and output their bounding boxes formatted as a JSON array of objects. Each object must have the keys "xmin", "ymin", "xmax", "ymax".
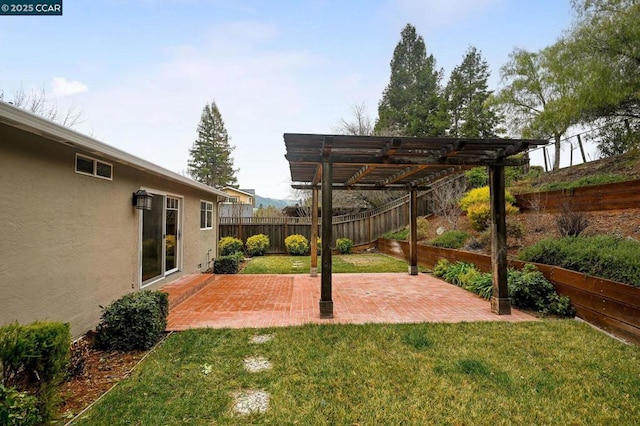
[
  {"xmin": 378, "ymin": 238, "xmax": 640, "ymax": 345},
  {"xmin": 219, "ymin": 188, "xmax": 436, "ymax": 253},
  {"xmin": 515, "ymin": 179, "xmax": 640, "ymax": 212}
]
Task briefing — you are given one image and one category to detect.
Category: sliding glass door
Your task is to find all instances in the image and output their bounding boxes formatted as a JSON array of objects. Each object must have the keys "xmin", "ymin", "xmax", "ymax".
[{"xmin": 141, "ymin": 193, "xmax": 181, "ymax": 285}]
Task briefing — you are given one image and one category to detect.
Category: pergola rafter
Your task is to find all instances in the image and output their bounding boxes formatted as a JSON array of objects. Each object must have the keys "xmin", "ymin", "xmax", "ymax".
[{"xmin": 284, "ymin": 133, "xmax": 547, "ymax": 319}]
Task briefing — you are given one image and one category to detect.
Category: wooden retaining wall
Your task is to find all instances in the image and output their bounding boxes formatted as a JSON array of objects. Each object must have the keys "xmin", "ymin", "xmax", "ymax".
[
  {"xmin": 515, "ymin": 179, "xmax": 640, "ymax": 212},
  {"xmin": 378, "ymin": 238, "xmax": 640, "ymax": 345}
]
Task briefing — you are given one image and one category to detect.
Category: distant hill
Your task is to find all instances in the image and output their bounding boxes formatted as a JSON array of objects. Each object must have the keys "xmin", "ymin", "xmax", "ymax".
[{"xmin": 255, "ymin": 195, "xmax": 295, "ymax": 209}]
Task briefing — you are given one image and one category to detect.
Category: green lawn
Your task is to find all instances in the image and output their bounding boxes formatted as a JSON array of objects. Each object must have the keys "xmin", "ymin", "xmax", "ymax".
[
  {"xmin": 240, "ymin": 253, "xmax": 410, "ymax": 274},
  {"xmin": 75, "ymin": 321, "xmax": 640, "ymax": 425}
]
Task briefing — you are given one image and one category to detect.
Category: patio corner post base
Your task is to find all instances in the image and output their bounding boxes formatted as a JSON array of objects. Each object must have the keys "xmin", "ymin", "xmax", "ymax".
[
  {"xmin": 408, "ymin": 265, "xmax": 418, "ymax": 276},
  {"xmin": 319, "ymin": 300, "xmax": 334, "ymax": 318},
  {"xmin": 310, "ymin": 267, "xmax": 318, "ymax": 277},
  {"xmin": 491, "ymin": 297, "xmax": 511, "ymax": 315}
]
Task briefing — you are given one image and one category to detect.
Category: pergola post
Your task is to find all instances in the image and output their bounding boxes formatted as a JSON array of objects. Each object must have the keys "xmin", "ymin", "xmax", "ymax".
[
  {"xmin": 310, "ymin": 187, "xmax": 319, "ymax": 277},
  {"xmin": 489, "ymin": 164, "xmax": 511, "ymax": 315},
  {"xmin": 408, "ymin": 188, "xmax": 418, "ymax": 275},
  {"xmin": 319, "ymin": 139, "xmax": 333, "ymax": 318}
]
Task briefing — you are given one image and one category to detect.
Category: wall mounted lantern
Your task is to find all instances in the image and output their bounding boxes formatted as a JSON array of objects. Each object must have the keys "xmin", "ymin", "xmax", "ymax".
[{"xmin": 132, "ymin": 189, "xmax": 153, "ymax": 210}]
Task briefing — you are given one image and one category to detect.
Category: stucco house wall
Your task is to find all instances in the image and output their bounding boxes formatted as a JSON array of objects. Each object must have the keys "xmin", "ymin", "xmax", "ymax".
[{"xmin": 0, "ymin": 102, "xmax": 226, "ymax": 338}]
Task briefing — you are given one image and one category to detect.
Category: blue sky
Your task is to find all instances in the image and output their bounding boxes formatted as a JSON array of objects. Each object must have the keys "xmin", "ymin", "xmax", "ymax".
[{"xmin": 2, "ymin": 0, "xmax": 577, "ymax": 199}]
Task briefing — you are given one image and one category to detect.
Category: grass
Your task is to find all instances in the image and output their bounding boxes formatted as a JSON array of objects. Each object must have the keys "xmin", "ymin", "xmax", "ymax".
[
  {"xmin": 74, "ymin": 321, "xmax": 640, "ymax": 425},
  {"xmin": 538, "ymin": 173, "xmax": 626, "ymax": 191},
  {"xmin": 240, "ymin": 253, "xmax": 409, "ymax": 274}
]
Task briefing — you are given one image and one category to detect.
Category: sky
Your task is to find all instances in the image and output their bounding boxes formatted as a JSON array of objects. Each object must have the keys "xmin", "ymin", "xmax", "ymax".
[{"xmin": 2, "ymin": 0, "xmax": 579, "ymax": 199}]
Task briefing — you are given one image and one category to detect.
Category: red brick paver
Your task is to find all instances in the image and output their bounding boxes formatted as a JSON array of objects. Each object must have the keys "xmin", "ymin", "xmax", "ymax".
[{"xmin": 166, "ymin": 273, "xmax": 536, "ymax": 330}]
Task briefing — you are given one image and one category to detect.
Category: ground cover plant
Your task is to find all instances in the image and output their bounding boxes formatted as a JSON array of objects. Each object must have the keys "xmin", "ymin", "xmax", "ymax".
[
  {"xmin": 518, "ymin": 235, "xmax": 640, "ymax": 287},
  {"xmin": 429, "ymin": 230, "xmax": 470, "ymax": 249},
  {"xmin": 73, "ymin": 321, "xmax": 640, "ymax": 425},
  {"xmin": 240, "ymin": 254, "xmax": 409, "ymax": 274}
]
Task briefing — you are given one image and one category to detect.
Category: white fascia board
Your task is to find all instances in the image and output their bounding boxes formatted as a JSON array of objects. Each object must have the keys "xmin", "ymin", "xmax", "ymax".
[{"xmin": 0, "ymin": 101, "xmax": 227, "ymax": 199}]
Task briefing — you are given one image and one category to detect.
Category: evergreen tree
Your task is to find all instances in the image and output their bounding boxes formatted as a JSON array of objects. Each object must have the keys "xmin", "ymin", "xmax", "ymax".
[
  {"xmin": 444, "ymin": 46, "xmax": 500, "ymax": 138},
  {"xmin": 187, "ymin": 100, "xmax": 238, "ymax": 188},
  {"xmin": 374, "ymin": 24, "xmax": 447, "ymax": 137}
]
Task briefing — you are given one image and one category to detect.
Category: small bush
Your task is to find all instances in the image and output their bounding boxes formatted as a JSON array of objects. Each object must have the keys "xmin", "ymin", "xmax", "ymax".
[
  {"xmin": 336, "ymin": 238, "xmax": 353, "ymax": 254},
  {"xmin": 556, "ymin": 204, "xmax": 589, "ymax": 237},
  {"xmin": 94, "ymin": 291, "xmax": 168, "ymax": 351},
  {"xmin": 443, "ymin": 262, "xmax": 475, "ymax": 287},
  {"xmin": 459, "ymin": 186, "xmax": 516, "ymax": 212},
  {"xmin": 0, "ymin": 384, "xmax": 41, "ymax": 426},
  {"xmin": 465, "ymin": 167, "xmax": 488, "ymax": 189},
  {"xmin": 219, "ymin": 237, "xmax": 244, "ymax": 256},
  {"xmin": 214, "ymin": 255, "xmax": 240, "ymax": 274},
  {"xmin": 508, "ymin": 265, "xmax": 575, "ymax": 317},
  {"xmin": 463, "ymin": 271, "xmax": 493, "ymax": 300},
  {"xmin": 433, "ymin": 258, "xmax": 450, "ymax": 278},
  {"xmin": 0, "ymin": 321, "xmax": 70, "ymax": 422},
  {"xmin": 383, "ymin": 228, "xmax": 409, "ymax": 240},
  {"xmin": 245, "ymin": 234, "xmax": 269, "ymax": 256},
  {"xmin": 285, "ymin": 234, "xmax": 309, "ymax": 256},
  {"xmin": 430, "ymin": 231, "xmax": 470, "ymax": 249},
  {"xmin": 467, "ymin": 202, "xmax": 519, "ymax": 232},
  {"xmin": 316, "ymin": 238, "xmax": 322, "ymax": 255},
  {"xmin": 507, "ymin": 221, "xmax": 524, "ymax": 239}
]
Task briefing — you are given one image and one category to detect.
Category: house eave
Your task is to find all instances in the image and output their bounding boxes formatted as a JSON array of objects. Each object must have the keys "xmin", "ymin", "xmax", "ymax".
[{"xmin": 0, "ymin": 101, "xmax": 228, "ymax": 199}]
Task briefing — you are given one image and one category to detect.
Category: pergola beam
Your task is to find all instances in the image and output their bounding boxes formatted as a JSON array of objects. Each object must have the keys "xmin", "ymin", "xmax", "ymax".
[{"xmin": 345, "ymin": 165, "xmax": 376, "ymax": 187}]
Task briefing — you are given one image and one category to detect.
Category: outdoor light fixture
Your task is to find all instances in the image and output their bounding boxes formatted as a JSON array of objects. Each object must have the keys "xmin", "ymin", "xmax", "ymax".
[{"xmin": 132, "ymin": 189, "xmax": 153, "ymax": 210}]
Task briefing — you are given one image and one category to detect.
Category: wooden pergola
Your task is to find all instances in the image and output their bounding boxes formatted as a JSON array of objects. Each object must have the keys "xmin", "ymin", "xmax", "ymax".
[{"xmin": 284, "ymin": 134, "xmax": 547, "ymax": 319}]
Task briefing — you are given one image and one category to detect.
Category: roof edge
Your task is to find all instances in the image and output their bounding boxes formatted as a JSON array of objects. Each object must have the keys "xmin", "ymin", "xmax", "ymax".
[{"xmin": 0, "ymin": 101, "xmax": 227, "ymax": 199}]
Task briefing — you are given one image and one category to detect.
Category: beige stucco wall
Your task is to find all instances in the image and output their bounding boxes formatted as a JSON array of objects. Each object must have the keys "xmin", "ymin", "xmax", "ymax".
[{"xmin": 0, "ymin": 125, "xmax": 219, "ymax": 338}]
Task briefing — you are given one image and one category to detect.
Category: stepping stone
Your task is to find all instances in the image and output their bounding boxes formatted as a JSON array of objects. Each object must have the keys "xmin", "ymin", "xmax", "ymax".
[
  {"xmin": 244, "ymin": 356, "xmax": 272, "ymax": 373},
  {"xmin": 233, "ymin": 389, "xmax": 269, "ymax": 415},
  {"xmin": 250, "ymin": 334, "xmax": 273, "ymax": 344}
]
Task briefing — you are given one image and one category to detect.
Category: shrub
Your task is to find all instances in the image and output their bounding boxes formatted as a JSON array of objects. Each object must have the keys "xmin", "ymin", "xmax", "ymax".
[
  {"xmin": 285, "ymin": 234, "xmax": 309, "ymax": 256},
  {"xmin": 459, "ymin": 186, "xmax": 516, "ymax": 212},
  {"xmin": 383, "ymin": 228, "xmax": 409, "ymax": 240},
  {"xmin": 465, "ymin": 167, "xmax": 487, "ymax": 189},
  {"xmin": 316, "ymin": 238, "xmax": 322, "ymax": 255},
  {"xmin": 518, "ymin": 235, "xmax": 640, "ymax": 287},
  {"xmin": 214, "ymin": 255, "xmax": 240, "ymax": 274},
  {"xmin": 556, "ymin": 204, "xmax": 589, "ymax": 237},
  {"xmin": 0, "ymin": 321, "xmax": 70, "ymax": 422},
  {"xmin": 443, "ymin": 262, "xmax": 475, "ymax": 287},
  {"xmin": 433, "ymin": 258, "xmax": 450, "ymax": 278},
  {"xmin": 508, "ymin": 265, "xmax": 575, "ymax": 317},
  {"xmin": 507, "ymin": 221, "xmax": 524, "ymax": 239},
  {"xmin": 0, "ymin": 384, "xmax": 41, "ymax": 426},
  {"xmin": 429, "ymin": 231, "xmax": 470, "ymax": 249},
  {"xmin": 245, "ymin": 234, "xmax": 270, "ymax": 256},
  {"xmin": 336, "ymin": 238, "xmax": 353, "ymax": 254},
  {"xmin": 466, "ymin": 202, "xmax": 519, "ymax": 232},
  {"xmin": 463, "ymin": 271, "xmax": 493, "ymax": 300},
  {"xmin": 94, "ymin": 291, "xmax": 168, "ymax": 351},
  {"xmin": 219, "ymin": 237, "xmax": 244, "ymax": 256}
]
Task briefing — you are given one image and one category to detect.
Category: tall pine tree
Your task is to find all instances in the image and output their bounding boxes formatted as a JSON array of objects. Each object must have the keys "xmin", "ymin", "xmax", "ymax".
[
  {"xmin": 188, "ymin": 100, "xmax": 238, "ymax": 188},
  {"xmin": 445, "ymin": 46, "xmax": 500, "ymax": 138},
  {"xmin": 374, "ymin": 23, "xmax": 446, "ymax": 137}
]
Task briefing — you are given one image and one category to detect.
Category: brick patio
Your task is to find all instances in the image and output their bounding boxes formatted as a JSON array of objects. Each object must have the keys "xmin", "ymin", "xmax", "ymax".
[{"xmin": 165, "ymin": 273, "xmax": 536, "ymax": 330}]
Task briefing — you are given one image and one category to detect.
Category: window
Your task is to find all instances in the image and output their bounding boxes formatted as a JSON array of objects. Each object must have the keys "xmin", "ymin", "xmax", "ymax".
[
  {"xmin": 200, "ymin": 201, "xmax": 213, "ymax": 229},
  {"xmin": 225, "ymin": 196, "xmax": 239, "ymax": 204},
  {"xmin": 75, "ymin": 154, "xmax": 113, "ymax": 180}
]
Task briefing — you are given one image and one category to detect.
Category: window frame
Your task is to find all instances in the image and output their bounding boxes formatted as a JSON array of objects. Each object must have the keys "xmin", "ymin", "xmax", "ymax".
[
  {"xmin": 200, "ymin": 200, "xmax": 214, "ymax": 230},
  {"xmin": 75, "ymin": 153, "xmax": 113, "ymax": 180}
]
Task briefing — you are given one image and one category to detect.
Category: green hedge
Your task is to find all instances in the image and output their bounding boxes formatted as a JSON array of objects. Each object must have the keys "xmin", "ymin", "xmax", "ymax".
[
  {"xmin": 429, "ymin": 231, "xmax": 470, "ymax": 249},
  {"xmin": 433, "ymin": 259, "xmax": 574, "ymax": 317},
  {"xmin": 0, "ymin": 321, "xmax": 70, "ymax": 422},
  {"xmin": 94, "ymin": 291, "xmax": 169, "ymax": 351},
  {"xmin": 518, "ymin": 235, "xmax": 640, "ymax": 287},
  {"xmin": 0, "ymin": 384, "xmax": 41, "ymax": 426},
  {"xmin": 214, "ymin": 255, "xmax": 240, "ymax": 274}
]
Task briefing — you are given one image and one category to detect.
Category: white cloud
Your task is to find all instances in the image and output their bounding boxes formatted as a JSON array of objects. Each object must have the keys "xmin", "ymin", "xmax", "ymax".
[{"xmin": 51, "ymin": 77, "xmax": 89, "ymax": 97}]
